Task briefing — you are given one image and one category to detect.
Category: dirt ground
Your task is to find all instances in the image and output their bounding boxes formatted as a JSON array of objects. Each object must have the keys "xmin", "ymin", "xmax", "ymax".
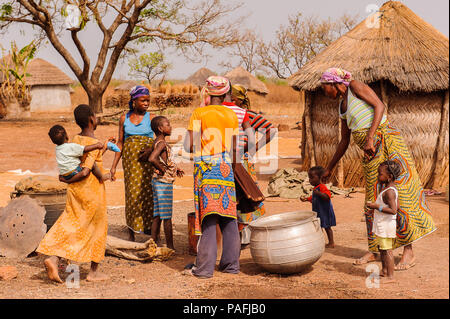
[{"xmin": 0, "ymin": 113, "xmax": 448, "ymax": 299}]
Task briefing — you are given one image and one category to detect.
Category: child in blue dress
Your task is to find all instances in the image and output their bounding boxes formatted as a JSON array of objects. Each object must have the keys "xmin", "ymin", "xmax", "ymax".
[{"xmin": 301, "ymin": 166, "xmax": 336, "ymax": 248}]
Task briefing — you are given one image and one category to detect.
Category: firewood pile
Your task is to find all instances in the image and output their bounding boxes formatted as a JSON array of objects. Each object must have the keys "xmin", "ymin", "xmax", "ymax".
[
  {"xmin": 104, "ymin": 93, "xmax": 130, "ymax": 109},
  {"xmin": 153, "ymin": 93, "xmax": 195, "ymax": 109},
  {"xmin": 104, "ymin": 83, "xmax": 200, "ymax": 110}
]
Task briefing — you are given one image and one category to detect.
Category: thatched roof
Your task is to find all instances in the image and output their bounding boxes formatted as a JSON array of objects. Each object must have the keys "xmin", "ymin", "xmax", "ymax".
[
  {"xmin": 186, "ymin": 67, "xmax": 216, "ymax": 87},
  {"xmin": 288, "ymin": 1, "xmax": 449, "ymax": 93},
  {"xmin": 26, "ymin": 59, "xmax": 73, "ymax": 86},
  {"xmin": 1, "ymin": 57, "xmax": 73, "ymax": 86},
  {"xmin": 114, "ymin": 81, "xmax": 140, "ymax": 91},
  {"xmin": 224, "ymin": 66, "xmax": 269, "ymax": 95}
]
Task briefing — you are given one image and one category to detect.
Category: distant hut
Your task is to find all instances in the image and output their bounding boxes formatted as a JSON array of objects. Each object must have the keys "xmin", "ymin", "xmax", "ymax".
[
  {"xmin": 288, "ymin": 1, "xmax": 449, "ymax": 189},
  {"xmin": 1, "ymin": 57, "xmax": 73, "ymax": 112},
  {"xmin": 224, "ymin": 66, "xmax": 269, "ymax": 95},
  {"xmin": 114, "ymin": 81, "xmax": 140, "ymax": 92},
  {"xmin": 186, "ymin": 67, "xmax": 217, "ymax": 87}
]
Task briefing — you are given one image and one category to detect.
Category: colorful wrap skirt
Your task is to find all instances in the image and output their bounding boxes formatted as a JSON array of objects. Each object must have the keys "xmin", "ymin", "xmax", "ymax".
[
  {"xmin": 352, "ymin": 122, "xmax": 436, "ymax": 252},
  {"xmin": 237, "ymin": 153, "xmax": 266, "ymax": 231},
  {"xmin": 122, "ymin": 135, "xmax": 154, "ymax": 233},
  {"xmin": 193, "ymin": 152, "xmax": 237, "ymax": 235},
  {"xmin": 152, "ymin": 178, "xmax": 174, "ymax": 220}
]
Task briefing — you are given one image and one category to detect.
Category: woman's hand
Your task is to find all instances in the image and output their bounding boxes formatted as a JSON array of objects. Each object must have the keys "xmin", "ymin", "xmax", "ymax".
[
  {"xmin": 299, "ymin": 196, "xmax": 309, "ymax": 202},
  {"xmin": 110, "ymin": 167, "xmax": 116, "ymax": 181},
  {"xmin": 363, "ymin": 136, "xmax": 376, "ymax": 159}
]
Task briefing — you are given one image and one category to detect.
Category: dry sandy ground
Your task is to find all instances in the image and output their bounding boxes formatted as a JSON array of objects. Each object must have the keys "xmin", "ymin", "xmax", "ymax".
[{"xmin": 0, "ymin": 116, "xmax": 448, "ymax": 299}]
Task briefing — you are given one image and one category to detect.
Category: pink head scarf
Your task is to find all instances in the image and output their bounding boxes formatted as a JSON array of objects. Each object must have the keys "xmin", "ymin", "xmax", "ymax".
[
  {"xmin": 320, "ymin": 68, "xmax": 352, "ymax": 87},
  {"xmin": 199, "ymin": 76, "xmax": 230, "ymax": 107}
]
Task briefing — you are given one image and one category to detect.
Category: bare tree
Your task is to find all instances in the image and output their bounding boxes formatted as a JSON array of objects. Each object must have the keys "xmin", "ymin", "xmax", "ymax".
[
  {"xmin": 0, "ymin": 0, "xmax": 242, "ymax": 113},
  {"xmin": 257, "ymin": 13, "xmax": 358, "ymax": 79},
  {"xmin": 220, "ymin": 30, "xmax": 261, "ymax": 73}
]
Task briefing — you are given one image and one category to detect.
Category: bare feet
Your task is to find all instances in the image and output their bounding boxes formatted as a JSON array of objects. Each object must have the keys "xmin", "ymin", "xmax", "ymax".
[
  {"xmin": 44, "ymin": 256, "xmax": 63, "ymax": 283},
  {"xmin": 353, "ymin": 252, "xmax": 377, "ymax": 265},
  {"xmin": 325, "ymin": 243, "xmax": 335, "ymax": 248},
  {"xmin": 395, "ymin": 245, "xmax": 416, "ymax": 271},
  {"xmin": 86, "ymin": 271, "xmax": 109, "ymax": 282}
]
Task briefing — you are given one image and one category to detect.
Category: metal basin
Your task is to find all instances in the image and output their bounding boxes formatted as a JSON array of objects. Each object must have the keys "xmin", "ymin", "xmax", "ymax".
[{"xmin": 249, "ymin": 210, "xmax": 325, "ymax": 274}]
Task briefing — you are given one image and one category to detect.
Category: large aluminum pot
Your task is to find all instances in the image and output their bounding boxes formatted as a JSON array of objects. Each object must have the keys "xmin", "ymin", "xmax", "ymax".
[{"xmin": 249, "ymin": 210, "xmax": 325, "ymax": 274}]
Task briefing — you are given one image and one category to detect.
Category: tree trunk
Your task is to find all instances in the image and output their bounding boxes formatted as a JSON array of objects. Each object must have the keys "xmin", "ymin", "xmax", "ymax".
[{"xmin": 87, "ymin": 90, "xmax": 104, "ymax": 114}]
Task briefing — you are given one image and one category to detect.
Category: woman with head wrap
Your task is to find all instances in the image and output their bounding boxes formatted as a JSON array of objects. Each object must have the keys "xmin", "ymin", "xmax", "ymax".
[
  {"xmin": 231, "ymin": 85, "xmax": 276, "ymax": 156},
  {"xmin": 183, "ymin": 76, "xmax": 241, "ymax": 279},
  {"xmin": 110, "ymin": 85, "xmax": 155, "ymax": 241},
  {"xmin": 319, "ymin": 67, "xmax": 435, "ymax": 269}
]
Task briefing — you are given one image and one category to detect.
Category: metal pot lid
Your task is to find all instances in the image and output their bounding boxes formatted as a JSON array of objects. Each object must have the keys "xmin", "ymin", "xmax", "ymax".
[{"xmin": 249, "ymin": 211, "xmax": 317, "ymax": 230}]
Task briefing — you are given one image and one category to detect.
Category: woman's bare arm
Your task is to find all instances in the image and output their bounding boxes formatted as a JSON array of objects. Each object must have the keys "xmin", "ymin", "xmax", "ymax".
[
  {"xmin": 326, "ymin": 119, "xmax": 351, "ymax": 174},
  {"xmin": 110, "ymin": 114, "xmax": 125, "ymax": 181}
]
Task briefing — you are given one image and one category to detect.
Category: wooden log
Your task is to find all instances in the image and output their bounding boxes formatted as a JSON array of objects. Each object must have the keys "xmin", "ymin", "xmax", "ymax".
[
  {"xmin": 105, "ymin": 235, "xmax": 174, "ymax": 261},
  {"xmin": 304, "ymin": 92, "xmax": 316, "ymax": 167},
  {"xmin": 428, "ymin": 90, "xmax": 449, "ymax": 189}
]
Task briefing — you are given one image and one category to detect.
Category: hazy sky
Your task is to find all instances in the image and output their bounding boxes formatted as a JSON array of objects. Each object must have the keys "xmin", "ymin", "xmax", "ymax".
[{"xmin": 1, "ymin": 0, "xmax": 448, "ymax": 81}]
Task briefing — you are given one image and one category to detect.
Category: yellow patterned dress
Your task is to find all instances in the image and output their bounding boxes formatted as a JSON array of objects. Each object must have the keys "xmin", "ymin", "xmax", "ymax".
[
  {"xmin": 122, "ymin": 135, "xmax": 154, "ymax": 233},
  {"xmin": 36, "ymin": 135, "xmax": 108, "ymax": 263},
  {"xmin": 353, "ymin": 123, "xmax": 437, "ymax": 252}
]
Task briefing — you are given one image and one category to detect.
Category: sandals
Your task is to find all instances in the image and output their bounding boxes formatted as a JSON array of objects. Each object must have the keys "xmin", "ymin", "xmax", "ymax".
[
  {"xmin": 395, "ymin": 262, "xmax": 416, "ymax": 271},
  {"xmin": 353, "ymin": 255, "xmax": 377, "ymax": 265}
]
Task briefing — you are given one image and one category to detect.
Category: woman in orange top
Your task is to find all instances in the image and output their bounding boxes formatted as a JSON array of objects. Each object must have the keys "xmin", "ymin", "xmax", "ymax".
[{"xmin": 183, "ymin": 76, "xmax": 240, "ymax": 279}]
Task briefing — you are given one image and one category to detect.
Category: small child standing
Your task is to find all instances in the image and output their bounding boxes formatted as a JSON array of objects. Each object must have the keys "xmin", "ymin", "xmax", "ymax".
[
  {"xmin": 366, "ymin": 160, "xmax": 401, "ymax": 283},
  {"xmin": 146, "ymin": 116, "xmax": 184, "ymax": 251},
  {"xmin": 48, "ymin": 125, "xmax": 111, "ymax": 182},
  {"xmin": 301, "ymin": 166, "xmax": 336, "ymax": 248}
]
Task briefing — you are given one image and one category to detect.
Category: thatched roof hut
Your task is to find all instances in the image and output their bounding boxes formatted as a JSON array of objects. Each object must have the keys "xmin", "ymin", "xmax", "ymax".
[
  {"xmin": 186, "ymin": 67, "xmax": 217, "ymax": 87},
  {"xmin": 288, "ymin": 1, "xmax": 449, "ymax": 189},
  {"xmin": 1, "ymin": 57, "xmax": 73, "ymax": 112},
  {"xmin": 224, "ymin": 67, "xmax": 269, "ymax": 95}
]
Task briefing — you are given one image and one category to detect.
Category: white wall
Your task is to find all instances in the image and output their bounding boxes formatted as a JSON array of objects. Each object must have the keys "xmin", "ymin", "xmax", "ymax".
[{"xmin": 30, "ymin": 85, "xmax": 71, "ymax": 112}]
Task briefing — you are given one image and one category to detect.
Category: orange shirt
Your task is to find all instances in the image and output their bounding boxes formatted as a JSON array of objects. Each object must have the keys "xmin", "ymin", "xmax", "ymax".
[{"xmin": 188, "ymin": 105, "xmax": 239, "ymax": 156}]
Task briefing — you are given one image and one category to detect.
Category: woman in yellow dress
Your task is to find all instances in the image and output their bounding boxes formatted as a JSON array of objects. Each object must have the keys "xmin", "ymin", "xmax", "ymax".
[{"xmin": 37, "ymin": 104, "xmax": 109, "ymax": 283}]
